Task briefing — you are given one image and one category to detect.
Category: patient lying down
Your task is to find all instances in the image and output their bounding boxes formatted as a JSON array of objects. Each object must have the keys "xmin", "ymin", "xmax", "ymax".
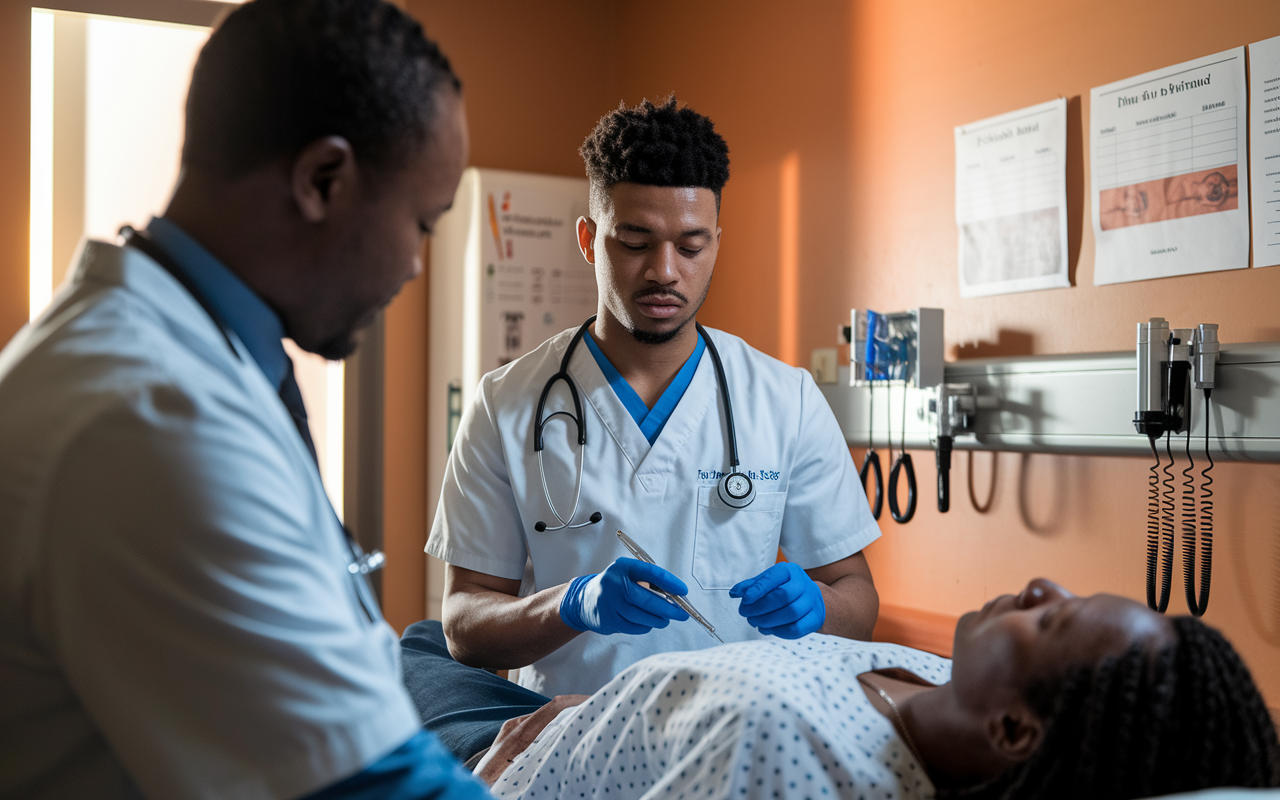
[{"xmin": 468, "ymin": 578, "xmax": 1279, "ymax": 800}]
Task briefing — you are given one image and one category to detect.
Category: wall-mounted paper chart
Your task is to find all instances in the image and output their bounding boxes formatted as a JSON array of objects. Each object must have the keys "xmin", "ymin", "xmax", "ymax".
[
  {"xmin": 1250, "ymin": 34, "xmax": 1280, "ymax": 269},
  {"xmin": 1091, "ymin": 47, "xmax": 1249, "ymax": 285},
  {"xmin": 955, "ymin": 98, "xmax": 1069, "ymax": 297}
]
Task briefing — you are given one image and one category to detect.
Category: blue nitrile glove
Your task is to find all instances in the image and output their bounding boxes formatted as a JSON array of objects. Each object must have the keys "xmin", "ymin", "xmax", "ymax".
[
  {"xmin": 730, "ymin": 561, "xmax": 826, "ymax": 639},
  {"xmin": 560, "ymin": 557, "xmax": 691, "ymax": 635}
]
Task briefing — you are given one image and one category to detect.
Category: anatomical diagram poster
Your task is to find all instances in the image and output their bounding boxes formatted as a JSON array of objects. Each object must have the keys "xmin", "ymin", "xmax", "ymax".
[{"xmin": 1091, "ymin": 47, "xmax": 1249, "ymax": 285}]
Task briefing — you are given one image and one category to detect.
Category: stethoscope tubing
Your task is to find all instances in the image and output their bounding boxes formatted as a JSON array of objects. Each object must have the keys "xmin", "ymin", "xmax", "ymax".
[
  {"xmin": 536, "ymin": 429, "xmax": 590, "ymax": 530},
  {"xmin": 534, "ymin": 318, "xmax": 597, "ymax": 532},
  {"xmin": 533, "ymin": 316, "xmax": 743, "ymax": 531},
  {"xmin": 534, "ymin": 319, "xmax": 593, "ymax": 451},
  {"xmin": 696, "ymin": 322, "xmax": 742, "ymax": 470}
]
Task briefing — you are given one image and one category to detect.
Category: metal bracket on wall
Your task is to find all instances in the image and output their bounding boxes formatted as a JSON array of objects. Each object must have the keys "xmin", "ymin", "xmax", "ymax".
[{"xmin": 818, "ymin": 342, "xmax": 1280, "ymax": 462}]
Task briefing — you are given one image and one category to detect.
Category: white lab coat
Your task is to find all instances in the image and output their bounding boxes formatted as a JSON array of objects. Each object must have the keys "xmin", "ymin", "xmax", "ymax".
[
  {"xmin": 0, "ymin": 242, "xmax": 422, "ymax": 800},
  {"xmin": 428, "ymin": 325, "xmax": 880, "ymax": 697}
]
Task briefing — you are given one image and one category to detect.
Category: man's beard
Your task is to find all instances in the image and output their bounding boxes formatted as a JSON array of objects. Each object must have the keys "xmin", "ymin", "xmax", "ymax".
[
  {"xmin": 290, "ymin": 319, "xmax": 362, "ymax": 362},
  {"xmin": 625, "ymin": 280, "xmax": 711, "ymax": 346},
  {"xmin": 629, "ymin": 317, "xmax": 690, "ymax": 345},
  {"xmin": 311, "ymin": 332, "xmax": 359, "ymax": 361},
  {"xmin": 293, "ymin": 303, "xmax": 386, "ymax": 362}
]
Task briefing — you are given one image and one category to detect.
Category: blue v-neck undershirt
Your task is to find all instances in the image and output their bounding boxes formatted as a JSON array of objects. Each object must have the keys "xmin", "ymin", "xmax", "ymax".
[{"xmin": 582, "ymin": 330, "xmax": 706, "ymax": 445}]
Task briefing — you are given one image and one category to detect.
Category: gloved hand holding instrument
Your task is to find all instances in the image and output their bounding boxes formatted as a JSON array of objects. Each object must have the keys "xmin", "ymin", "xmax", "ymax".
[
  {"xmin": 559, "ymin": 557, "xmax": 690, "ymax": 636},
  {"xmin": 614, "ymin": 530, "xmax": 723, "ymax": 642}
]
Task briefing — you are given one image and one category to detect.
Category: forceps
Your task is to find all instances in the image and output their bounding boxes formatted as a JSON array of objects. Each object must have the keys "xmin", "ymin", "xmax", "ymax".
[{"xmin": 616, "ymin": 530, "xmax": 723, "ymax": 644}]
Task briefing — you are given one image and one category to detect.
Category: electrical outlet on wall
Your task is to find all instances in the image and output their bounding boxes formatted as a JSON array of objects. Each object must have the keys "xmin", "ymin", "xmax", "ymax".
[{"xmin": 811, "ymin": 348, "xmax": 838, "ymax": 384}]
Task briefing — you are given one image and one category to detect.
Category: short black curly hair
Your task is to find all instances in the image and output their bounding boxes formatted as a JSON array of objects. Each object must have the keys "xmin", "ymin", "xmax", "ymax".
[
  {"xmin": 183, "ymin": 0, "xmax": 460, "ymax": 178},
  {"xmin": 579, "ymin": 96, "xmax": 730, "ymax": 214}
]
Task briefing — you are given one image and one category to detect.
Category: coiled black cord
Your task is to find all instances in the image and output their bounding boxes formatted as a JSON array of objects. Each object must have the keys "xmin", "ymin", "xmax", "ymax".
[
  {"xmin": 1187, "ymin": 389, "xmax": 1213, "ymax": 616},
  {"xmin": 1180, "ymin": 425, "xmax": 1199, "ymax": 614},
  {"xmin": 889, "ymin": 382, "xmax": 916, "ymax": 523},
  {"xmin": 889, "ymin": 453, "xmax": 917, "ymax": 523},
  {"xmin": 859, "ymin": 382, "xmax": 883, "ymax": 520},
  {"xmin": 1145, "ymin": 435, "xmax": 1164, "ymax": 612},
  {"xmin": 1154, "ymin": 432, "xmax": 1177, "ymax": 612}
]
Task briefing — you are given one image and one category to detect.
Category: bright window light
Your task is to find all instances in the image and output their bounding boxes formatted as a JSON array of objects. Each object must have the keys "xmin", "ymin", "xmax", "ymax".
[
  {"xmin": 284, "ymin": 339, "xmax": 347, "ymax": 519},
  {"xmin": 325, "ymin": 360, "xmax": 346, "ymax": 520},
  {"xmin": 84, "ymin": 16, "xmax": 207, "ymax": 241}
]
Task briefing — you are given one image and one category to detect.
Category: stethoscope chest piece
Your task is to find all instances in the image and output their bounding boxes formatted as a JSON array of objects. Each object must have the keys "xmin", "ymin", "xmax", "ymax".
[{"xmin": 717, "ymin": 470, "xmax": 756, "ymax": 509}]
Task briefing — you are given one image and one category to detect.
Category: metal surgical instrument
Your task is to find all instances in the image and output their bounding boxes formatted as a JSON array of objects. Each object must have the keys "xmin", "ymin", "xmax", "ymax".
[{"xmin": 616, "ymin": 530, "xmax": 723, "ymax": 643}]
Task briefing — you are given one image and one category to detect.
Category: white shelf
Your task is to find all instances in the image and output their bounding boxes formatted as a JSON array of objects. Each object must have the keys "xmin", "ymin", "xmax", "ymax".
[{"xmin": 817, "ymin": 342, "xmax": 1280, "ymax": 461}]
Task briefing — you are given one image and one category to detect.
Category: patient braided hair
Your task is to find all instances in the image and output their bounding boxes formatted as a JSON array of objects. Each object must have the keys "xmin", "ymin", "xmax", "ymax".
[
  {"xmin": 951, "ymin": 616, "xmax": 1280, "ymax": 800},
  {"xmin": 579, "ymin": 96, "xmax": 730, "ymax": 214}
]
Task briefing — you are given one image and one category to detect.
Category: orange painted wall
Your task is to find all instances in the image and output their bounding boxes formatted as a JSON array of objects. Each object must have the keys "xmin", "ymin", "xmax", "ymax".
[
  {"xmin": 610, "ymin": 0, "xmax": 1280, "ymax": 708},
  {"xmin": 381, "ymin": 279, "xmax": 430, "ymax": 633},
  {"xmin": 0, "ymin": 4, "xmax": 33, "ymax": 342},
  {"xmin": 612, "ymin": 0, "xmax": 857, "ymax": 366},
  {"xmin": 404, "ymin": 0, "xmax": 616, "ymax": 178}
]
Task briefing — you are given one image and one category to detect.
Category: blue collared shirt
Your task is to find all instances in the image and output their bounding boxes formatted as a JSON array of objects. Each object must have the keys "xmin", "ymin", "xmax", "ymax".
[
  {"xmin": 583, "ymin": 329, "xmax": 706, "ymax": 444},
  {"xmin": 146, "ymin": 217, "xmax": 289, "ymax": 391}
]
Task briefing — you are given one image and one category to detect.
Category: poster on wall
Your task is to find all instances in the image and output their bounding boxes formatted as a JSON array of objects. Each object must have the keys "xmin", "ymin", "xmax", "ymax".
[
  {"xmin": 1090, "ymin": 47, "xmax": 1249, "ymax": 285},
  {"xmin": 1249, "ymin": 34, "xmax": 1280, "ymax": 269},
  {"xmin": 954, "ymin": 97, "xmax": 1070, "ymax": 297},
  {"xmin": 478, "ymin": 184, "xmax": 596, "ymax": 371}
]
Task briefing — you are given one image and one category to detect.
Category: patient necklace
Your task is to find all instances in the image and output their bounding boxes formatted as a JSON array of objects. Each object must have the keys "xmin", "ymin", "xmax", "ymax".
[{"xmin": 858, "ymin": 676, "xmax": 927, "ymax": 769}]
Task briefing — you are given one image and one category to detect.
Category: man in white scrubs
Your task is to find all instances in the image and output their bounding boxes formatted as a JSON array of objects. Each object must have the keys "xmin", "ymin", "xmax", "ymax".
[
  {"xmin": 0, "ymin": 1, "xmax": 490, "ymax": 798},
  {"xmin": 418, "ymin": 98, "xmax": 880, "ymax": 721}
]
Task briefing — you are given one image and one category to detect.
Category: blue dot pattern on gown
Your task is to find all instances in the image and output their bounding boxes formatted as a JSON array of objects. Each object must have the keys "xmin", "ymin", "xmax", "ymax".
[{"xmin": 490, "ymin": 635, "xmax": 951, "ymax": 800}]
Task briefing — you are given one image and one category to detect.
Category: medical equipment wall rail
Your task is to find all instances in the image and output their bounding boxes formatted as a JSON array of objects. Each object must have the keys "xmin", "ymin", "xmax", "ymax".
[{"xmin": 817, "ymin": 341, "xmax": 1280, "ymax": 462}]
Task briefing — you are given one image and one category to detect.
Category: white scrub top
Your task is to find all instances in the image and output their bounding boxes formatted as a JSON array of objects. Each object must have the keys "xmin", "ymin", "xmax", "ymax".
[
  {"xmin": 427, "ymin": 325, "xmax": 880, "ymax": 697},
  {"xmin": 0, "ymin": 242, "xmax": 421, "ymax": 800}
]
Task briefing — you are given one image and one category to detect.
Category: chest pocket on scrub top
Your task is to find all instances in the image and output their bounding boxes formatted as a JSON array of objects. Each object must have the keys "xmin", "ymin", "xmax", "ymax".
[{"xmin": 692, "ymin": 486, "xmax": 786, "ymax": 590}]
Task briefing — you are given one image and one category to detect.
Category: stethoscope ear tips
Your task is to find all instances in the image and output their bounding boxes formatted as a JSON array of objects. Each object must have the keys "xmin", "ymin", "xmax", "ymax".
[{"xmin": 534, "ymin": 512, "xmax": 601, "ymax": 532}]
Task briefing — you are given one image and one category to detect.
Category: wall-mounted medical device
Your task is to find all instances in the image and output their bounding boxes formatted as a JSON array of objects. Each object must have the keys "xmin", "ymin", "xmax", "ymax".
[
  {"xmin": 1133, "ymin": 318, "xmax": 1219, "ymax": 617},
  {"xmin": 843, "ymin": 308, "xmax": 991, "ymax": 523},
  {"xmin": 849, "ymin": 308, "xmax": 944, "ymax": 388},
  {"xmin": 846, "ymin": 308, "xmax": 942, "ymax": 524},
  {"xmin": 931, "ymin": 382, "xmax": 999, "ymax": 513},
  {"xmin": 820, "ymin": 340, "xmax": 1279, "ymax": 457},
  {"xmin": 819, "ymin": 316, "xmax": 1280, "ymax": 615}
]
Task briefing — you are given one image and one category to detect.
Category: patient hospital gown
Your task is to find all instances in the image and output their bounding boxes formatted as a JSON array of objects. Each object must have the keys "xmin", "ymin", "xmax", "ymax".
[{"xmin": 490, "ymin": 636, "xmax": 950, "ymax": 800}]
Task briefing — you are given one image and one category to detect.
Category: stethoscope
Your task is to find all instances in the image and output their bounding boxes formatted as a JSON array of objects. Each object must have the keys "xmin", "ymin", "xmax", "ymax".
[{"xmin": 533, "ymin": 315, "xmax": 755, "ymax": 532}]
